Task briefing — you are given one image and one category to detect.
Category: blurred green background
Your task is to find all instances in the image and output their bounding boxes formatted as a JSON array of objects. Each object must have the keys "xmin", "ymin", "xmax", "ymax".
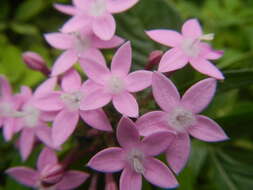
[{"xmin": 0, "ymin": 0, "xmax": 253, "ymax": 189}]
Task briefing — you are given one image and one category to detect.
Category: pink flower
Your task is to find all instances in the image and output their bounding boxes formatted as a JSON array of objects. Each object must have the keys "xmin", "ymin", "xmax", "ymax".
[
  {"xmin": 146, "ymin": 19, "xmax": 224, "ymax": 80},
  {"xmin": 88, "ymin": 117, "xmax": 178, "ymax": 190},
  {"xmin": 45, "ymin": 28, "xmax": 124, "ymax": 76},
  {"xmin": 80, "ymin": 42, "xmax": 153, "ymax": 118},
  {"xmin": 34, "ymin": 69, "xmax": 112, "ymax": 147},
  {"xmin": 57, "ymin": 0, "xmax": 139, "ymax": 40},
  {"xmin": 136, "ymin": 72, "xmax": 229, "ymax": 173},
  {"xmin": 6, "ymin": 147, "xmax": 89, "ymax": 190}
]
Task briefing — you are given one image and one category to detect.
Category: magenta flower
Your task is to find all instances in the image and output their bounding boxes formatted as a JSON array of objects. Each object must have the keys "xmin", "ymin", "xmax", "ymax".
[
  {"xmin": 136, "ymin": 72, "xmax": 229, "ymax": 173},
  {"xmin": 80, "ymin": 42, "xmax": 153, "ymax": 117},
  {"xmin": 57, "ymin": 0, "xmax": 139, "ymax": 40},
  {"xmin": 88, "ymin": 117, "xmax": 178, "ymax": 190},
  {"xmin": 146, "ymin": 19, "xmax": 224, "ymax": 80},
  {"xmin": 6, "ymin": 147, "xmax": 89, "ymax": 190},
  {"xmin": 34, "ymin": 69, "xmax": 112, "ymax": 147},
  {"xmin": 45, "ymin": 28, "xmax": 124, "ymax": 76}
]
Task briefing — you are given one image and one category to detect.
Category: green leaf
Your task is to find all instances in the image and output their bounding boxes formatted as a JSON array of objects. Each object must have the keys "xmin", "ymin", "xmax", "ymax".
[{"xmin": 10, "ymin": 22, "xmax": 39, "ymax": 35}]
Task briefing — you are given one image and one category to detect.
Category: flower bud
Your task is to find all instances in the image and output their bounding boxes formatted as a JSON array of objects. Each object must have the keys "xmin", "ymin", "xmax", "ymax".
[
  {"xmin": 41, "ymin": 164, "xmax": 64, "ymax": 185},
  {"xmin": 105, "ymin": 174, "xmax": 118, "ymax": 190},
  {"xmin": 145, "ymin": 50, "xmax": 163, "ymax": 70}
]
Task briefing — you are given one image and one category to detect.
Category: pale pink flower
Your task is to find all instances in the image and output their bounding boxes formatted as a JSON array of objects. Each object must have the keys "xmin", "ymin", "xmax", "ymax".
[
  {"xmin": 6, "ymin": 147, "xmax": 89, "ymax": 190},
  {"xmin": 88, "ymin": 117, "xmax": 178, "ymax": 190},
  {"xmin": 146, "ymin": 19, "xmax": 224, "ymax": 80},
  {"xmin": 57, "ymin": 0, "xmax": 139, "ymax": 40},
  {"xmin": 34, "ymin": 69, "xmax": 112, "ymax": 147},
  {"xmin": 80, "ymin": 42, "xmax": 153, "ymax": 118},
  {"xmin": 45, "ymin": 27, "xmax": 124, "ymax": 76},
  {"xmin": 136, "ymin": 72, "xmax": 229, "ymax": 173}
]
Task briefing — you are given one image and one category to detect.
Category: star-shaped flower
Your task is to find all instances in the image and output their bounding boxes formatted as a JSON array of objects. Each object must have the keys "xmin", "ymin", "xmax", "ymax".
[
  {"xmin": 80, "ymin": 42, "xmax": 153, "ymax": 118},
  {"xmin": 88, "ymin": 117, "xmax": 178, "ymax": 190},
  {"xmin": 136, "ymin": 72, "xmax": 229, "ymax": 173},
  {"xmin": 146, "ymin": 19, "xmax": 224, "ymax": 80}
]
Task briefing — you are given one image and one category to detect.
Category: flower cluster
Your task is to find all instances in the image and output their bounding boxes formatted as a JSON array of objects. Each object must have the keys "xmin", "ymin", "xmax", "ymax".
[{"xmin": 1, "ymin": 0, "xmax": 229, "ymax": 190}]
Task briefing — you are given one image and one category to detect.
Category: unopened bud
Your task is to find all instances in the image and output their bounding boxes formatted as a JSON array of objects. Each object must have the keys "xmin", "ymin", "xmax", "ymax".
[
  {"xmin": 41, "ymin": 164, "xmax": 64, "ymax": 185},
  {"xmin": 146, "ymin": 50, "xmax": 163, "ymax": 70},
  {"xmin": 105, "ymin": 174, "xmax": 118, "ymax": 190}
]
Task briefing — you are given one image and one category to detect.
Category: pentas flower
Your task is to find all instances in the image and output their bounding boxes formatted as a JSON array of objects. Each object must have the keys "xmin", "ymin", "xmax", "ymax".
[
  {"xmin": 34, "ymin": 69, "xmax": 112, "ymax": 147},
  {"xmin": 57, "ymin": 0, "xmax": 139, "ymax": 40},
  {"xmin": 80, "ymin": 42, "xmax": 152, "ymax": 117},
  {"xmin": 88, "ymin": 117, "xmax": 178, "ymax": 190},
  {"xmin": 136, "ymin": 72, "xmax": 228, "ymax": 173},
  {"xmin": 6, "ymin": 147, "xmax": 89, "ymax": 190},
  {"xmin": 45, "ymin": 27, "xmax": 124, "ymax": 76},
  {"xmin": 146, "ymin": 19, "xmax": 224, "ymax": 80}
]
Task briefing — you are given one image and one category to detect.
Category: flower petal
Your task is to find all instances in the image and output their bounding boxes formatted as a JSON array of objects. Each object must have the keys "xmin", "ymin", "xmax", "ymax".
[
  {"xmin": 166, "ymin": 133, "xmax": 191, "ymax": 174},
  {"xmin": 182, "ymin": 18, "xmax": 203, "ymax": 38},
  {"xmin": 111, "ymin": 41, "xmax": 132, "ymax": 77},
  {"xmin": 143, "ymin": 157, "xmax": 178, "ymax": 189},
  {"xmin": 119, "ymin": 166, "xmax": 142, "ymax": 190},
  {"xmin": 80, "ymin": 48, "xmax": 106, "ymax": 66},
  {"xmin": 55, "ymin": 171, "xmax": 89, "ymax": 190},
  {"xmin": 44, "ymin": 33, "xmax": 73, "ymax": 50},
  {"xmin": 0, "ymin": 75, "xmax": 12, "ymax": 98},
  {"xmin": 152, "ymin": 72, "xmax": 180, "ymax": 112},
  {"xmin": 112, "ymin": 92, "xmax": 139, "ymax": 118},
  {"xmin": 188, "ymin": 115, "xmax": 229, "ymax": 142},
  {"xmin": 34, "ymin": 77, "xmax": 57, "ymax": 98},
  {"xmin": 20, "ymin": 129, "xmax": 35, "ymax": 161},
  {"xmin": 6, "ymin": 167, "xmax": 38, "ymax": 188},
  {"xmin": 141, "ymin": 131, "xmax": 175, "ymax": 156},
  {"xmin": 158, "ymin": 48, "xmax": 188, "ymax": 73},
  {"xmin": 136, "ymin": 111, "xmax": 169, "ymax": 136},
  {"xmin": 199, "ymin": 43, "xmax": 224, "ymax": 60},
  {"xmin": 37, "ymin": 147, "xmax": 58, "ymax": 171},
  {"xmin": 107, "ymin": 0, "xmax": 139, "ymax": 13},
  {"xmin": 61, "ymin": 69, "xmax": 81, "ymax": 93},
  {"xmin": 35, "ymin": 125, "xmax": 55, "ymax": 148},
  {"xmin": 146, "ymin": 30, "xmax": 183, "ymax": 47},
  {"xmin": 53, "ymin": 4, "xmax": 77, "ymax": 15},
  {"xmin": 73, "ymin": 0, "xmax": 90, "ymax": 10},
  {"xmin": 117, "ymin": 117, "xmax": 140, "ymax": 149},
  {"xmin": 92, "ymin": 35, "xmax": 124, "ymax": 49},
  {"xmin": 61, "ymin": 15, "xmax": 91, "ymax": 33},
  {"xmin": 52, "ymin": 110, "xmax": 79, "ymax": 147},
  {"xmin": 3, "ymin": 119, "xmax": 16, "ymax": 141},
  {"xmin": 190, "ymin": 58, "xmax": 224, "ymax": 80},
  {"xmin": 125, "ymin": 71, "xmax": 152, "ymax": 92},
  {"xmin": 34, "ymin": 92, "xmax": 63, "ymax": 111},
  {"xmin": 88, "ymin": 147, "xmax": 124, "ymax": 172},
  {"xmin": 92, "ymin": 13, "xmax": 116, "ymax": 40},
  {"xmin": 80, "ymin": 109, "xmax": 112, "ymax": 131}
]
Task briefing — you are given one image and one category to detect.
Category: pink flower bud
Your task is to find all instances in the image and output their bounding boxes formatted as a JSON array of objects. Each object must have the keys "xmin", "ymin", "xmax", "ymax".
[
  {"xmin": 40, "ymin": 164, "xmax": 64, "ymax": 185},
  {"xmin": 145, "ymin": 50, "xmax": 163, "ymax": 70},
  {"xmin": 105, "ymin": 174, "xmax": 118, "ymax": 190}
]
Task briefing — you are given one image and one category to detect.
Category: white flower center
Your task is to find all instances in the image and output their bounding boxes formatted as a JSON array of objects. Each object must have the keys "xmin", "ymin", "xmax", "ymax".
[
  {"xmin": 73, "ymin": 33, "xmax": 90, "ymax": 57},
  {"xmin": 60, "ymin": 91, "xmax": 83, "ymax": 111},
  {"xmin": 128, "ymin": 149, "xmax": 145, "ymax": 174},
  {"xmin": 22, "ymin": 106, "xmax": 40, "ymax": 128},
  {"xmin": 168, "ymin": 107, "xmax": 196, "ymax": 132},
  {"xmin": 106, "ymin": 76, "xmax": 125, "ymax": 94},
  {"xmin": 181, "ymin": 33, "xmax": 214, "ymax": 57},
  {"xmin": 89, "ymin": 0, "xmax": 107, "ymax": 17}
]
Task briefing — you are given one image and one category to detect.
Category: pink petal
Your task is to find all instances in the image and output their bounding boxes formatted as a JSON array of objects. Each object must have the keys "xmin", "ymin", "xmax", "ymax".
[
  {"xmin": 146, "ymin": 30, "xmax": 183, "ymax": 47},
  {"xmin": 80, "ymin": 58, "xmax": 110, "ymax": 85},
  {"xmin": 80, "ymin": 87, "xmax": 112, "ymax": 110},
  {"xmin": 188, "ymin": 115, "xmax": 229, "ymax": 142},
  {"xmin": 136, "ymin": 111, "xmax": 170, "ymax": 136},
  {"xmin": 34, "ymin": 92, "xmax": 63, "ymax": 111},
  {"xmin": 73, "ymin": 0, "xmax": 90, "ymax": 10},
  {"xmin": 61, "ymin": 15, "xmax": 91, "ymax": 33},
  {"xmin": 120, "ymin": 166, "xmax": 142, "ymax": 190},
  {"xmin": 112, "ymin": 92, "xmax": 139, "ymax": 118},
  {"xmin": 166, "ymin": 133, "xmax": 190, "ymax": 174},
  {"xmin": 181, "ymin": 78, "xmax": 217, "ymax": 114},
  {"xmin": 79, "ymin": 109, "xmax": 112, "ymax": 131},
  {"xmin": 52, "ymin": 110, "xmax": 79, "ymax": 147},
  {"xmin": 80, "ymin": 48, "xmax": 106, "ymax": 66},
  {"xmin": 0, "ymin": 75, "xmax": 12, "ymax": 97},
  {"xmin": 117, "ymin": 117, "xmax": 140, "ymax": 149},
  {"xmin": 6, "ymin": 167, "xmax": 38, "ymax": 188},
  {"xmin": 92, "ymin": 35, "xmax": 124, "ymax": 49},
  {"xmin": 44, "ymin": 33, "xmax": 73, "ymax": 50},
  {"xmin": 143, "ymin": 157, "xmax": 178, "ymax": 189},
  {"xmin": 54, "ymin": 4, "xmax": 77, "ymax": 15},
  {"xmin": 152, "ymin": 72, "xmax": 180, "ymax": 112},
  {"xmin": 37, "ymin": 147, "xmax": 58, "ymax": 171},
  {"xmin": 141, "ymin": 131, "xmax": 175, "ymax": 156},
  {"xmin": 20, "ymin": 129, "xmax": 35, "ymax": 161},
  {"xmin": 107, "ymin": 0, "xmax": 139, "ymax": 13},
  {"xmin": 51, "ymin": 49, "xmax": 78, "ymax": 76},
  {"xmin": 92, "ymin": 13, "xmax": 116, "ymax": 40},
  {"xmin": 55, "ymin": 171, "xmax": 89, "ymax": 190},
  {"xmin": 61, "ymin": 69, "xmax": 81, "ymax": 93},
  {"xmin": 190, "ymin": 58, "xmax": 224, "ymax": 80},
  {"xmin": 111, "ymin": 41, "xmax": 132, "ymax": 77},
  {"xmin": 182, "ymin": 18, "xmax": 203, "ymax": 38},
  {"xmin": 3, "ymin": 119, "xmax": 16, "ymax": 141},
  {"xmin": 88, "ymin": 147, "xmax": 125, "ymax": 172},
  {"xmin": 35, "ymin": 125, "xmax": 55, "ymax": 148},
  {"xmin": 34, "ymin": 77, "xmax": 57, "ymax": 98},
  {"xmin": 125, "ymin": 71, "xmax": 152, "ymax": 92},
  {"xmin": 158, "ymin": 48, "xmax": 188, "ymax": 73},
  {"xmin": 199, "ymin": 43, "xmax": 224, "ymax": 60},
  {"xmin": 81, "ymin": 79, "xmax": 102, "ymax": 94}
]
